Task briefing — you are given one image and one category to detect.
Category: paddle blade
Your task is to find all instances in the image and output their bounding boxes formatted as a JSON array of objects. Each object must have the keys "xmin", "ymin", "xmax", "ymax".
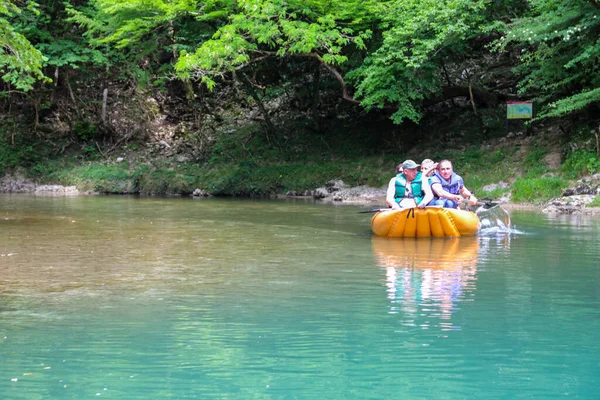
[{"xmin": 477, "ymin": 204, "xmax": 511, "ymax": 231}]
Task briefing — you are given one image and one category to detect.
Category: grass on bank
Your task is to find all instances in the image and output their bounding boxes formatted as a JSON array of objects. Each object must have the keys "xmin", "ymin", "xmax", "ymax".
[
  {"xmin": 2, "ymin": 116, "xmax": 600, "ymax": 201},
  {"xmin": 588, "ymin": 196, "xmax": 600, "ymax": 207}
]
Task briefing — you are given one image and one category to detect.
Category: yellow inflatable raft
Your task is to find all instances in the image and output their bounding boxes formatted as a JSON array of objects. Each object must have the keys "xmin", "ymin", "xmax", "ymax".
[{"xmin": 371, "ymin": 207, "xmax": 480, "ymax": 237}]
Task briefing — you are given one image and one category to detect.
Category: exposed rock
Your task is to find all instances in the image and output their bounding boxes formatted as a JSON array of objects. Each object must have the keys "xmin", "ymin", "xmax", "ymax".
[
  {"xmin": 286, "ymin": 190, "xmax": 312, "ymax": 197},
  {"xmin": 543, "ymin": 194, "xmax": 596, "ymax": 214},
  {"xmin": 481, "ymin": 181, "xmax": 510, "ymax": 192},
  {"xmin": 325, "ymin": 180, "xmax": 345, "ymax": 192},
  {"xmin": 0, "ymin": 180, "xmax": 36, "ymax": 193},
  {"xmin": 192, "ymin": 188, "xmax": 210, "ymax": 197},
  {"xmin": 313, "ymin": 187, "xmax": 329, "ymax": 199},
  {"xmin": 506, "ymin": 131, "xmax": 526, "ymax": 138},
  {"xmin": 544, "ymin": 152, "xmax": 561, "ymax": 169},
  {"xmin": 36, "ymin": 185, "xmax": 79, "ymax": 194},
  {"xmin": 497, "ymin": 194, "xmax": 512, "ymax": 204},
  {"xmin": 562, "ymin": 184, "xmax": 594, "ymax": 196},
  {"xmin": 1, "ymin": 171, "xmax": 80, "ymax": 194},
  {"xmin": 543, "ymin": 173, "xmax": 600, "ymax": 213},
  {"xmin": 313, "ymin": 185, "xmax": 386, "ymax": 203}
]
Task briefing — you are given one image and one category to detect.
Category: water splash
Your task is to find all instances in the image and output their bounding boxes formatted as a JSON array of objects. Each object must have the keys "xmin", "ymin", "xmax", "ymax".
[{"xmin": 476, "ymin": 205, "xmax": 523, "ymax": 235}]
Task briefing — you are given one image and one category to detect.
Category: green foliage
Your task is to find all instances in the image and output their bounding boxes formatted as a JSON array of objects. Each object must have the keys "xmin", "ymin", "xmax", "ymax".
[
  {"xmin": 0, "ymin": 0, "xmax": 49, "ymax": 90},
  {"xmin": 175, "ymin": 0, "xmax": 372, "ymax": 89},
  {"xmin": 36, "ymin": 38, "xmax": 108, "ymax": 70},
  {"xmin": 524, "ymin": 147, "xmax": 548, "ymax": 167},
  {"xmin": 496, "ymin": 0, "xmax": 600, "ymax": 119},
  {"xmin": 561, "ymin": 148, "xmax": 600, "ymax": 179},
  {"xmin": 588, "ymin": 196, "xmax": 600, "ymax": 208},
  {"xmin": 0, "ymin": 124, "xmax": 52, "ymax": 174},
  {"xmin": 511, "ymin": 176, "xmax": 566, "ymax": 203},
  {"xmin": 53, "ymin": 163, "xmax": 134, "ymax": 192},
  {"xmin": 73, "ymin": 120, "xmax": 98, "ymax": 141},
  {"xmin": 347, "ymin": 0, "xmax": 499, "ymax": 124},
  {"xmin": 64, "ymin": 0, "xmax": 230, "ymax": 92},
  {"xmin": 0, "ymin": 141, "xmax": 25, "ymax": 174},
  {"xmin": 521, "ymin": 147, "xmax": 550, "ymax": 177}
]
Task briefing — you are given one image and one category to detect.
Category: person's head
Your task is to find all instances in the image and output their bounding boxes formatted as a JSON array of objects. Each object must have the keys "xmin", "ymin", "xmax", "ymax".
[
  {"xmin": 437, "ymin": 159, "xmax": 453, "ymax": 180},
  {"xmin": 421, "ymin": 159, "xmax": 435, "ymax": 173},
  {"xmin": 401, "ymin": 159, "xmax": 420, "ymax": 180},
  {"xmin": 395, "ymin": 163, "xmax": 404, "ymax": 174}
]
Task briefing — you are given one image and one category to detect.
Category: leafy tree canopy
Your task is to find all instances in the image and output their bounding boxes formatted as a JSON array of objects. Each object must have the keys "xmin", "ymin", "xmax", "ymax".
[
  {"xmin": 497, "ymin": 0, "xmax": 600, "ymax": 119},
  {"xmin": 347, "ymin": 0, "xmax": 499, "ymax": 124},
  {"xmin": 174, "ymin": 0, "xmax": 373, "ymax": 90},
  {"xmin": 0, "ymin": 0, "xmax": 49, "ymax": 91},
  {"xmin": 66, "ymin": 0, "xmax": 233, "ymax": 86}
]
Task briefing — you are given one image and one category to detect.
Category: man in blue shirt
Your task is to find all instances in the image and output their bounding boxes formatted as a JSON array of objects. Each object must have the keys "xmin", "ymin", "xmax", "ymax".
[{"xmin": 430, "ymin": 160, "xmax": 478, "ymax": 208}]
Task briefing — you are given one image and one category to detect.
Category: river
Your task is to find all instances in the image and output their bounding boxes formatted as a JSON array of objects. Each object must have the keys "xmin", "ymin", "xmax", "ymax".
[{"xmin": 1, "ymin": 194, "xmax": 599, "ymax": 399}]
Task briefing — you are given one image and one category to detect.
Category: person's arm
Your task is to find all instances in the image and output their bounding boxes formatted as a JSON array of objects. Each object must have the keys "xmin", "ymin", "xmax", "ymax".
[
  {"xmin": 386, "ymin": 178, "xmax": 401, "ymax": 210},
  {"xmin": 431, "ymin": 182, "xmax": 461, "ymax": 203},
  {"xmin": 418, "ymin": 179, "xmax": 434, "ymax": 208},
  {"xmin": 459, "ymin": 186, "xmax": 478, "ymax": 206},
  {"xmin": 423, "ymin": 163, "xmax": 439, "ymax": 177}
]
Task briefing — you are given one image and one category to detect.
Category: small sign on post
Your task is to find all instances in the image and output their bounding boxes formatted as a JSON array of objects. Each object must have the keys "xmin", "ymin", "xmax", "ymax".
[
  {"xmin": 506, "ymin": 101, "xmax": 533, "ymax": 119},
  {"xmin": 506, "ymin": 101, "xmax": 533, "ymax": 134}
]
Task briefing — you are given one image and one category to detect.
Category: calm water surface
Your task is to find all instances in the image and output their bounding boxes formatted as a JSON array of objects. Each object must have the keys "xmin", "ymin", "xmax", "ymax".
[{"xmin": 1, "ymin": 194, "xmax": 599, "ymax": 399}]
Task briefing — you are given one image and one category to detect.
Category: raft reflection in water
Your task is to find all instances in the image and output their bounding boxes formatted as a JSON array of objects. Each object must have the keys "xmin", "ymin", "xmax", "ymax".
[{"xmin": 372, "ymin": 236, "xmax": 480, "ymax": 330}]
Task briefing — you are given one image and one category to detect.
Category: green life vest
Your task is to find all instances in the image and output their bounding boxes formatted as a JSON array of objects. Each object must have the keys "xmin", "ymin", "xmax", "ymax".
[{"xmin": 394, "ymin": 172, "xmax": 425, "ymax": 205}]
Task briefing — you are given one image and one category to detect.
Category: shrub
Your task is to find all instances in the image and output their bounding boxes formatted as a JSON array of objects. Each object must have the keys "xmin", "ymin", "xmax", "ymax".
[
  {"xmin": 511, "ymin": 176, "xmax": 567, "ymax": 203},
  {"xmin": 588, "ymin": 196, "xmax": 600, "ymax": 208},
  {"xmin": 562, "ymin": 149, "xmax": 600, "ymax": 179}
]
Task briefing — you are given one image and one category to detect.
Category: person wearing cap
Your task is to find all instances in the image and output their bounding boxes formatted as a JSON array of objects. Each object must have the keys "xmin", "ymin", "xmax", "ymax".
[
  {"xmin": 429, "ymin": 159, "xmax": 478, "ymax": 208},
  {"xmin": 386, "ymin": 159, "xmax": 434, "ymax": 210}
]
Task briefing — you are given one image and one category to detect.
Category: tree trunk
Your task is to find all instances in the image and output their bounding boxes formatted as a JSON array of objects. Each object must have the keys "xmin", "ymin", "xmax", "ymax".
[
  {"xmin": 102, "ymin": 64, "xmax": 109, "ymax": 126},
  {"xmin": 466, "ymin": 72, "xmax": 487, "ymax": 133},
  {"xmin": 467, "ymin": 76, "xmax": 478, "ymax": 116},
  {"xmin": 237, "ymin": 71, "xmax": 275, "ymax": 138},
  {"xmin": 102, "ymin": 87, "xmax": 108, "ymax": 124},
  {"xmin": 312, "ymin": 64, "xmax": 321, "ymax": 131},
  {"xmin": 441, "ymin": 62, "xmax": 456, "ymax": 107},
  {"xmin": 65, "ymin": 69, "xmax": 76, "ymax": 105},
  {"xmin": 31, "ymin": 93, "xmax": 40, "ymax": 134}
]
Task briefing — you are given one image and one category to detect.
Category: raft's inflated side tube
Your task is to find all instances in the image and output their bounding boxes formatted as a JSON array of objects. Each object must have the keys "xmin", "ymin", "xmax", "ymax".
[{"xmin": 371, "ymin": 208, "xmax": 480, "ymax": 237}]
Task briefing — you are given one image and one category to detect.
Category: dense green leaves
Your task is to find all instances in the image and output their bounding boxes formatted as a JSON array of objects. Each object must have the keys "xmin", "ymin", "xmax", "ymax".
[
  {"xmin": 497, "ymin": 0, "xmax": 600, "ymax": 119},
  {"xmin": 175, "ymin": 0, "xmax": 373, "ymax": 89},
  {"xmin": 3, "ymin": 0, "xmax": 600, "ymax": 123},
  {"xmin": 348, "ymin": 0, "xmax": 497, "ymax": 123},
  {"xmin": 0, "ymin": 0, "xmax": 48, "ymax": 90}
]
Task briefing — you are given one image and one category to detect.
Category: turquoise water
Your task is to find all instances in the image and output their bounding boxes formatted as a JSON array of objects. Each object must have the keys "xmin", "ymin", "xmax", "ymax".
[{"xmin": 1, "ymin": 195, "xmax": 599, "ymax": 399}]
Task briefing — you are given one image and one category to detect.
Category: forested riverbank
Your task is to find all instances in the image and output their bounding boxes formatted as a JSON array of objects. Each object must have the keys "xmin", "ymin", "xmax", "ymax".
[{"xmin": 1, "ymin": 0, "xmax": 600, "ymax": 210}]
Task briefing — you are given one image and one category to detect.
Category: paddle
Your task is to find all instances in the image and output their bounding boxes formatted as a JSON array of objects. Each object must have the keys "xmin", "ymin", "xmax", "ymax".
[
  {"xmin": 359, "ymin": 208, "xmax": 392, "ymax": 213},
  {"xmin": 474, "ymin": 200, "xmax": 499, "ymax": 209},
  {"xmin": 359, "ymin": 201, "xmax": 499, "ymax": 214}
]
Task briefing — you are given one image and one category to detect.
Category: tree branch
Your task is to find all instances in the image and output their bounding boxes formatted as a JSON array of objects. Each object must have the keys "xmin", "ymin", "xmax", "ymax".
[
  {"xmin": 304, "ymin": 53, "xmax": 360, "ymax": 104},
  {"xmin": 239, "ymin": 51, "xmax": 361, "ymax": 105}
]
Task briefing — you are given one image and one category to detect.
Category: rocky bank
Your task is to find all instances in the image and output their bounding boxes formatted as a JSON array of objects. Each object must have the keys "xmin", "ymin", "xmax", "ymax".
[{"xmin": 2, "ymin": 173, "xmax": 600, "ymax": 215}]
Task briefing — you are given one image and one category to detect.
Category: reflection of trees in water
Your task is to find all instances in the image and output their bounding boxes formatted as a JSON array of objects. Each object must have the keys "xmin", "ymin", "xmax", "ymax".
[{"xmin": 372, "ymin": 237, "xmax": 480, "ymax": 330}]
